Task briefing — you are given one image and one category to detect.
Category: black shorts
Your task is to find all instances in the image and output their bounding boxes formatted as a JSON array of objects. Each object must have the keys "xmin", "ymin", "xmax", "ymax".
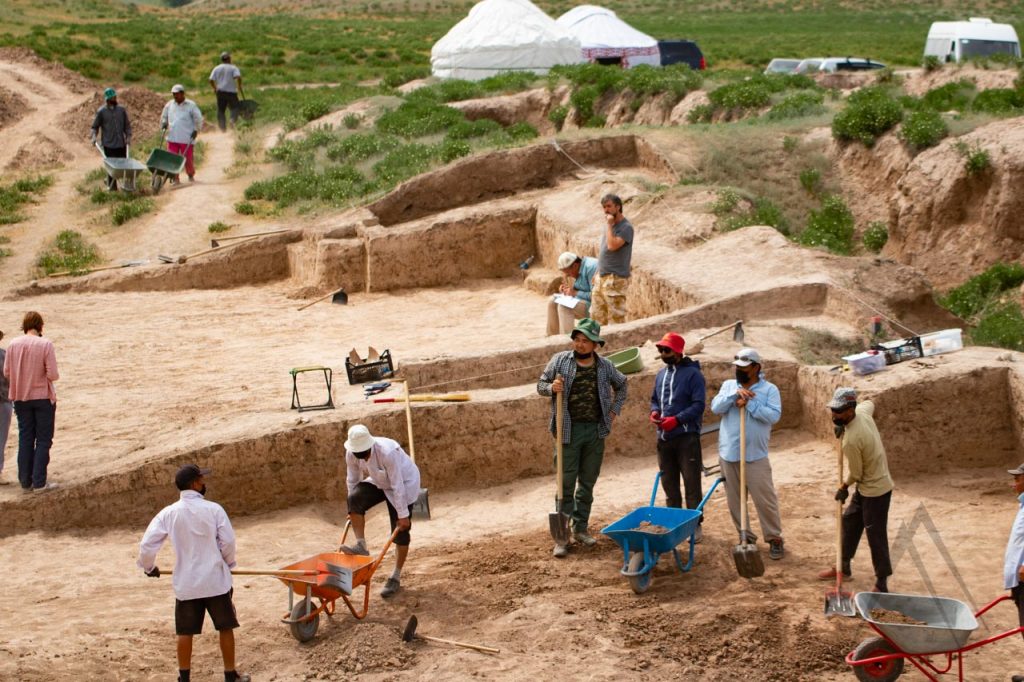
[
  {"xmin": 347, "ymin": 481, "xmax": 414, "ymax": 546},
  {"xmin": 175, "ymin": 589, "xmax": 239, "ymax": 635}
]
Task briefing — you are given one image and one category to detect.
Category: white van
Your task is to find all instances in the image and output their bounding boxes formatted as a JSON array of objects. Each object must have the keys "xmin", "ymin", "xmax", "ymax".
[{"xmin": 924, "ymin": 17, "xmax": 1021, "ymax": 63}]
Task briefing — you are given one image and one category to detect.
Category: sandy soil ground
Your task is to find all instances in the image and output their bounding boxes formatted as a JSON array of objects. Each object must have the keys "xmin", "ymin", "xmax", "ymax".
[{"xmin": 1, "ymin": 431, "xmax": 1020, "ymax": 681}]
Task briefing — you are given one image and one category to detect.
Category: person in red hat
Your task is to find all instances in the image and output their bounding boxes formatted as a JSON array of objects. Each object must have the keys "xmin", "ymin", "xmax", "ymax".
[{"xmin": 650, "ymin": 332, "xmax": 707, "ymax": 541}]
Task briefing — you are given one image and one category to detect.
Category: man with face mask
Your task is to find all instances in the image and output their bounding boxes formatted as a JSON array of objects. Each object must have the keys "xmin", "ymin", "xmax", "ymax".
[
  {"xmin": 650, "ymin": 332, "xmax": 707, "ymax": 541},
  {"xmin": 538, "ymin": 318, "xmax": 628, "ymax": 557},
  {"xmin": 339, "ymin": 424, "xmax": 421, "ymax": 598},
  {"xmin": 711, "ymin": 347, "xmax": 785, "ymax": 560},
  {"xmin": 137, "ymin": 464, "xmax": 250, "ymax": 682},
  {"xmin": 819, "ymin": 387, "xmax": 894, "ymax": 593}
]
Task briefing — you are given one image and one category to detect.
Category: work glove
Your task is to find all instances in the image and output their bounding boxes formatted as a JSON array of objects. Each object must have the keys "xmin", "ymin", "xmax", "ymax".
[
  {"xmin": 190, "ymin": 130, "xmax": 198, "ymax": 141},
  {"xmin": 659, "ymin": 416, "xmax": 679, "ymax": 432},
  {"xmin": 833, "ymin": 423, "xmax": 846, "ymax": 439},
  {"xmin": 649, "ymin": 411, "xmax": 661, "ymax": 424},
  {"xmin": 145, "ymin": 566, "xmax": 161, "ymax": 578},
  {"xmin": 834, "ymin": 487, "xmax": 849, "ymax": 503}
]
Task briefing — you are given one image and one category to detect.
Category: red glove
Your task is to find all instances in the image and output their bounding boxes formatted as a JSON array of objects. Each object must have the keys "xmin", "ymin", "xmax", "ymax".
[
  {"xmin": 659, "ymin": 416, "xmax": 679, "ymax": 432},
  {"xmin": 649, "ymin": 411, "xmax": 661, "ymax": 424}
]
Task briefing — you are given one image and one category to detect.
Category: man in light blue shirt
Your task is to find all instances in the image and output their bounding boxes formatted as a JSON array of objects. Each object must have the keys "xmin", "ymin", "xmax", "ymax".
[
  {"xmin": 1004, "ymin": 462, "xmax": 1024, "ymax": 682},
  {"xmin": 546, "ymin": 251, "xmax": 598, "ymax": 335},
  {"xmin": 711, "ymin": 347, "xmax": 785, "ymax": 559}
]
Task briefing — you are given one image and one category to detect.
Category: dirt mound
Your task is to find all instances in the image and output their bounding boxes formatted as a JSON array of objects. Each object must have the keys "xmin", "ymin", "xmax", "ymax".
[
  {"xmin": 302, "ymin": 621, "xmax": 417, "ymax": 676},
  {"xmin": 60, "ymin": 86, "xmax": 167, "ymax": 147},
  {"xmin": 4, "ymin": 132, "xmax": 71, "ymax": 171},
  {"xmin": 451, "ymin": 86, "xmax": 567, "ymax": 135},
  {"xmin": 887, "ymin": 117, "xmax": 1024, "ymax": 288},
  {"xmin": 831, "ymin": 130, "xmax": 913, "ymax": 230},
  {"xmin": 901, "ymin": 65, "xmax": 1019, "ymax": 97},
  {"xmin": 0, "ymin": 47, "xmax": 94, "ymax": 94},
  {"xmin": 0, "ymin": 86, "xmax": 29, "ymax": 128}
]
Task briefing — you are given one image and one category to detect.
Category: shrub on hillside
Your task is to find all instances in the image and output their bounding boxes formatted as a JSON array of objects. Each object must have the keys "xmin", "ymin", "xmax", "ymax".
[
  {"xmin": 918, "ymin": 80, "xmax": 976, "ymax": 112},
  {"xmin": 799, "ymin": 167, "xmax": 822, "ymax": 195},
  {"xmin": 899, "ymin": 108, "xmax": 948, "ymax": 150},
  {"xmin": 954, "ymin": 140, "xmax": 991, "ymax": 176},
  {"xmin": 445, "ymin": 119, "xmax": 501, "ymax": 140},
  {"xmin": 375, "ymin": 99, "xmax": 464, "ymax": 137},
  {"xmin": 766, "ymin": 91, "xmax": 825, "ymax": 120},
  {"xmin": 708, "ymin": 79, "xmax": 772, "ymax": 109},
  {"xmin": 940, "ymin": 262, "xmax": 1024, "ymax": 320},
  {"xmin": 799, "ymin": 195, "xmax": 855, "ymax": 254},
  {"xmin": 971, "ymin": 88, "xmax": 1024, "ymax": 114},
  {"xmin": 300, "ymin": 99, "xmax": 330, "ymax": 122},
  {"xmin": 36, "ymin": 229, "xmax": 101, "ymax": 275},
  {"xmin": 923, "ymin": 55, "xmax": 942, "ymax": 72},
  {"xmin": 972, "ymin": 301, "xmax": 1024, "ymax": 350},
  {"xmin": 831, "ymin": 86, "xmax": 902, "ymax": 146},
  {"xmin": 862, "ymin": 221, "xmax": 888, "ymax": 253},
  {"xmin": 548, "ymin": 105, "xmax": 569, "ymax": 131}
]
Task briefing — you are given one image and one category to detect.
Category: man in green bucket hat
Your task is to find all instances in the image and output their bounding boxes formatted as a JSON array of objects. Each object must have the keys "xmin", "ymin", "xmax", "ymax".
[
  {"xmin": 91, "ymin": 87, "xmax": 132, "ymax": 191},
  {"xmin": 538, "ymin": 318, "xmax": 628, "ymax": 557}
]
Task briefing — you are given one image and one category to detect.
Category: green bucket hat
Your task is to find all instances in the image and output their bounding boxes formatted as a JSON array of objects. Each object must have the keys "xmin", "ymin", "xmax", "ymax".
[
  {"xmin": 571, "ymin": 318, "xmax": 605, "ymax": 346},
  {"xmin": 103, "ymin": 87, "xmax": 116, "ymax": 100}
]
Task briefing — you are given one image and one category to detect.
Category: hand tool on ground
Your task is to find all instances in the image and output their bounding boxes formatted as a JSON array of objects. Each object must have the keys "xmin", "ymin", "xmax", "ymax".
[
  {"xmin": 210, "ymin": 228, "xmax": 288, "ymax": 247},
  {"xmin": 373, "ymin": 393, "xmax": 470, "ymax": 403},
  {"xmin": 732, "ymin": 404, "xmax": 765, "ymax": 578},
  {"xmin": 688, "ymin": 320, "xmax": 744, "ymax": 355},
  {"xmin": 394, "ymin": 379, "xmax": 430, "ymax": 519},
  {"xmin": 296, "ymin": 287, "xmax": 348, "ymax": 311},
  {"xmin": 825, "ymin": 430, "xmax": 857, "ymax": 617},
  {"xmin": 47, "ymin": 259, "xmax": 149, "ymax": 278},
  {"xmin": 363, "ymin": 381, "xmax": 391, "ymax": 398},
  {"xmin": 158, "ymin": 235, "xmax": 259, "ymax": 264},
  {"xmin": 401, "ymin": 615, "xmax": 500, "ymax": 654},
  {"xmin": 548, "ymin": 375, "xmax": 571, "ymax": 546}
]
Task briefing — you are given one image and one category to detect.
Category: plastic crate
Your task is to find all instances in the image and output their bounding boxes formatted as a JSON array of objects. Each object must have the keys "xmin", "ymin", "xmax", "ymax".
[
  {"xmin": 872, "ymin": 337, "xmax": 923, "ymax": 365},
  {"xmin": 345, "ymin": 349, "xmax": 394, "ymax": 385}
]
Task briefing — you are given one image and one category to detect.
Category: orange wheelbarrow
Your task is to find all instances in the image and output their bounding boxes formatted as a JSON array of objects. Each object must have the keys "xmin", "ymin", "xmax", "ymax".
[{"xmin": 279, "ymin": 522, "xmax": 399, "ymax": 642}]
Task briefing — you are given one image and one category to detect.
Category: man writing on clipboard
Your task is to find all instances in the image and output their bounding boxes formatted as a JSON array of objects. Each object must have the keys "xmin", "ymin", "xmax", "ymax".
[{"xmin": 547, "ymin": 251, "xmax": 598, "ymax": 336}]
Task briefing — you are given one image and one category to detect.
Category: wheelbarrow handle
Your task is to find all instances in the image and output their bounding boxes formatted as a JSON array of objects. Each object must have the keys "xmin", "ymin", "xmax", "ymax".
[{"xmin": 649, "ymin": 472, "xmax": 723, "ymax": 509}]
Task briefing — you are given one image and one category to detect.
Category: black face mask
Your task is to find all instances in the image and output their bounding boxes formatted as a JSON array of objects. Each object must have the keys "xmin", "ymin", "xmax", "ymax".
[
  {"xmin": 735, "ymin": 368, "xmax": 749, "ymax": 384},
  {"xmin": 661, "ymin": 355, "xmax": 678, "ymax": 365},
  {"xmin": 354, "ymin": 450, "xmax": 372, "ymax": 461},
  {"xmin": 574, "ymin": 351, "xmax": 593, "ymax": 360},
  {"xmin": 198, "ymin": 484, "xmax": 207, "ymax": 497},
  {"xmin": 832, "ymin": 417, "xmax": 846, "ymax": 427}
]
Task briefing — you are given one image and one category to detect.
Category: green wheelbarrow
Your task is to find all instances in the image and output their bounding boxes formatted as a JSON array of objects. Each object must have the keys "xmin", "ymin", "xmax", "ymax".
[{"xmin": 145, "ymin": 142, "xmax": 191, "ymax": 195}]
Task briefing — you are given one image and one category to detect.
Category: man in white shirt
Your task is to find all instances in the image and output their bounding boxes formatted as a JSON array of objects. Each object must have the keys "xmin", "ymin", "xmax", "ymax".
[
  {"xmin": 209, "ymin": 52, "xmax": 244, "ymax": 132},
  {"xmin": 159, "ymin": 84, "xmax": 203, "ymax": 183},
  {"xmin": 1005, "ymin": 463, "xmax": 1024, "ymax": 682},
  {"xmin": 138, "ymin": 464, "xmax": 249, "ymax": 682},
  {"xmin": 339, "ymin": 423, "xmax": 421, "ymax": 598}
]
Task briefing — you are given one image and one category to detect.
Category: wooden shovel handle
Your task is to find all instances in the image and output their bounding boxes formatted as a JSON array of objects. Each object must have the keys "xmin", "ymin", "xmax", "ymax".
[
  {"xmin": 417, "ymin": 633, "xmax": 500, "ymax": 654},
  {"xmin": 739, "ymin": 405, "xmax": 748, "ymax": 537},
  {"xmin": 555, "ymin": 375, "xmax": 564, "ymax": 505},
  {"xmin": 164, "ymin": 568, "xmax": 317, "ymax": 576}
]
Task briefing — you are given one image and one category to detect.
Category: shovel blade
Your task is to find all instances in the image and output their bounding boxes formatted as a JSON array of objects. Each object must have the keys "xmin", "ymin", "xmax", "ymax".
[
  {"xmin": 331, "ymin": 289, "xmax": 348, "ymax": 305},
  {"xmin": 548, "ymin": 510, "xmax": 570, "ymax": 544},
  {"xmin": 733, "ymin": 321, "xmax": 745, "ymax": 343},
  {"xmin": 402, "ymin": 615, "xmax": 419, "ymax": 642},
  {"xmin": 411, "ymin": 488, "xmax": 430, "ymax": 519},
  {"xmin": 732, "ymin": 542, "xmax": 765, "ymax": 578},
  {"xmin": 824, "ymin": 589, "xmax": 857, "ymax": 618},
  {"xmin": 315, "ymin": 570, "xmax": 352, "ymax": 596}
]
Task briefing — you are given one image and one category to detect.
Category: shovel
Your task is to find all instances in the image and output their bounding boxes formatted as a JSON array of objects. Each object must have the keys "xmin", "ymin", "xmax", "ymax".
[
  {"xmin": 825, "ymin": 434, "xmax": 857, "ymax": 617},
  {"xmin": 548, "ymin": 378, "xmax": 571, "ymax": 546},
  {"xmin": 398, "ymin": 379, "xmax": 431, "ymax": 520},
  {"xmin": 162, "ymin": 565, "xmax": 349, "ymax": 594},
  {"xmin": 732, "ymin": 405, "xmax": 765, "ymax": 578},
  {"xmin": 402, "ymin": 615, "xmax": 499, "ymax": 654},
  {"xmin": 296, "ymin": 287, "xmax": 348, "ymax": 311},
  {"xmin": 688, "ymin": 321, "xmax": 744, "ymax": 355}
]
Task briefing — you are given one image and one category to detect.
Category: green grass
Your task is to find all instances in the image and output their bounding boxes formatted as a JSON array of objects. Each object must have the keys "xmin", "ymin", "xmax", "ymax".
[
  {"xmin": 940, "ymin": 262, "xmax": 1024, "ymax": 322},
  {"xmin": 111, "ymin": 197, "xmax": 155, "ymax": 225},
  {"xmin": 207, "ymin": 221, "xmax": 232, "ymax": 233},
  {"xmin": 790, "ymin": 326, "xmax": 866, "ymax": 365},
  {"xmin": 35, "ymin": 229, "xmax": 101, "ymax": 275},
  {"xmin": 0, "ymin": 175, "xmax": 53, "ymax": 225}
]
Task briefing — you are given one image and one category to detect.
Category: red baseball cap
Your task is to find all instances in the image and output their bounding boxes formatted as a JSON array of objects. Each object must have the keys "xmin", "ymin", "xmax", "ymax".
[{"xmin": 655, "ymin": 332, "xmax": 685, "ymax": 355}]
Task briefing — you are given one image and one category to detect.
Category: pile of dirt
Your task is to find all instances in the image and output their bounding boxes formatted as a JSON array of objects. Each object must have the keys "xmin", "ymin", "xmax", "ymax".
[
  {"xmin": 0, "ymin": 85, "xmax": 30, "ymax": 128},
  {"xmin": 59, "ymin": 86, "xmax": 167, "ymax": 147},
  {"xmin": 302, "ymin": 621, "xmax": 416, "ymax": 678},
  {"xmin": 870, "ymin": 608, "xmax": 927, "ymax": 625},
  {"xmin": 0, "ymin": 47, "xmax": 94, "ymax": 94},
  {"xmin": 4, "ymin": 132, "xmax": 71, "ymax": 171}
]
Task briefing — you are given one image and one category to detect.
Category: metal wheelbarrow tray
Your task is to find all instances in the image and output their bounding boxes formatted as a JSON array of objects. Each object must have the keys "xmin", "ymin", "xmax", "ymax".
[
  {"xmin": 145, "ymin": 147, "xmax": 186, "ymax": 195},
  {"xmin": 602, "ymin": 472, "xmax": 722, "ymax": 594},
  {"xmin": 102, "ymin": 157, "xmax": 147, "ymax": 192}
]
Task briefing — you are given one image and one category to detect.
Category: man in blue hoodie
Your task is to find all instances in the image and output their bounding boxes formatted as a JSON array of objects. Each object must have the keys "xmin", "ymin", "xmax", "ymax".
[{"xmin": 650, "ymin": 332, "xmax": 707, "ymax": 542}]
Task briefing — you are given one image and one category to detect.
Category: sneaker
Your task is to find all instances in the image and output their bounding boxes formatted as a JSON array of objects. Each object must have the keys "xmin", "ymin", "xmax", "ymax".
[
  {"xmin": 693, "ymin": 525, "xmax": 703, "ymax": 544},
  {"xmin": 33, "ymin": 482, "xmax": 59, "ymax": 493},
  {"xmin": 338, "ymin": 542, "xmax": 369, "ymax": 556},
  {"xmin": 768, "ymin": 538, "xmax": 784, "ymax": 560},
  {"xmin": 552, "ymin": 543, "xmax": 568, "ymax": 558},
  {"xmin": 572, "ymin": 530, "xmax": 597, "ymax": 547},
  {"xmin": 818, "ymin": 566, "xmax": 852, "ymax": 581},
  {"xmin": 380, "ymin": 577, "xmax": 401, "ymax": 598},
  {"xmin": 21, "ymin": 486, "xmax": 33, "ymax": 494},
  {"xmin": 188, "ymin": 175, "xmax": 195, "ymax": 183}
]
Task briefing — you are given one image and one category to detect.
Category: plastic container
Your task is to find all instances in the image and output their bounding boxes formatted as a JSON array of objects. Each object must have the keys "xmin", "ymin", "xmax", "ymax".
[
  {"xmin": 873, "ymin": 336, "xmax": 923, "ymax": 365},
  {"xmin": 842, "ymin": 351, "xmax": 887, "ymax": 375},
  {"xmin": 606, "ymin": 347, "xmax": 643, "ymax": 374},
  {"xmin": 920, "ymin": 328, "xmax": 963, "ymax": 357}
]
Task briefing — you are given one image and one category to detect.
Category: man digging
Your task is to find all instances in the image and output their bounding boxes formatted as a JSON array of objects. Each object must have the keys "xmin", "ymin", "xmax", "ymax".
[
  {"xmin": 339, "ymin": 424, "xmax": 421, "ymax": 598},
  {"xmin": 819, "ymin": 387, "xmax": 894, "ymax": 593},
  {"xmin": 537, "ymin": 318, "xmax": 628, "ymax": 557}
]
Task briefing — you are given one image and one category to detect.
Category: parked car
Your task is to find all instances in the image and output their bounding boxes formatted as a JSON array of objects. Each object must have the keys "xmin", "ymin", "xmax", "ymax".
[
  {"xmin": 764, "ymin": 58, "xmax": 801, "ymax": 74},
  {"xmin": 924, "ymin": 17, "xmax": 1021, "ymax": 63},
  {"xmin": 658, "ymin": 40, "xmax": 706, "ymax": 70},
  {"xmin": 817, "ymin": 57, "xmax": 887, "ymax": 73},
  {"xmin": 794, "ymin": 58, "xmax": 825, "ymax": 74}
]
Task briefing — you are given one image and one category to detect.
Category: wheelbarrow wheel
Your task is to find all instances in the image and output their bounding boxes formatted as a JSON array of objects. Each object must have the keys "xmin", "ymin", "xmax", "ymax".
[
  {"xmin": 626, "ymin": 552, "xmax": 652, "ymax": 594},
  {"xmin": 289, "ymin": 598, "xmax": 320, "ymax": 643},
  {"xmin": 151, "ymin": 174, "xmax": 165, "ymax": 195},
  {"xmin": 850, "ymin": 637, "xmax": 904, "ymax": 682}
]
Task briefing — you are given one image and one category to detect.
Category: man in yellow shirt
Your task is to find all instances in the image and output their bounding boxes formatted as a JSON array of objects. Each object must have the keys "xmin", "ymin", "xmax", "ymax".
[{"xmin": 819, "ymin": 387, "xmax": 895, "ymax": 593}]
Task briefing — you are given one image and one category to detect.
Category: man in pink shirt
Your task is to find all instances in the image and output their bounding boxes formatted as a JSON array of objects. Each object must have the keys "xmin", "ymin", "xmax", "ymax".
[{"xmin": 2, "ymin": 311, "xmax": 59, "ymax": 492}]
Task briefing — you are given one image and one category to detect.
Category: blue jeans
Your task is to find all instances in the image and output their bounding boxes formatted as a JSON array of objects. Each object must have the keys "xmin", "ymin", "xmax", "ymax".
[{"xmin": 14, "ymin": 399, "xmax": 56, "ymax": 489}]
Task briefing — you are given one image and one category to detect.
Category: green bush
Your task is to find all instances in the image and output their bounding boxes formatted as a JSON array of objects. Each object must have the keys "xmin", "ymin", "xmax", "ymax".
[
  {"xmin": 235, "ymin": 200, "xmax": 256, "ymax": 215},
  {"xmin": 711, "ymin": 188, "xmax": 741, "ymax": 216},
  {"xmin": 954, "ymin": 140, "xmax": 991, "ymax": 176},
  {"xmin": 714, "ymin": 190, "xmax": 789, "ymax": 234},
  {"xmin": 36, "ymin": 229, "xmax": 101, "ymax": 275},
  {"xmin": 548, "ymin": 105, "xmax": 569, "ymax": 130},
  {"xmin": 207, "ymin": 221, "xmax": 231, "ymax": 233},
  {"xmin": 503, "ymin": 122, "xmax": 539, "ymax": 142},
  {"xmin": 438, "ymin": 138, "xmax": 471, "ymax": 163},
  {"xmin": 899, "ymin": 108, "xmax": 948, "ymax": 150},
  {"xmin": 687, "ymin": 103, "xmax": 714, "ymax": 123},
  {"xmin": 375, "ymin": 98, "xmax": 464, "ymax": 137},
  {"xmin": 111, "ymin": 198, "xmax": 154, "ymax": 225},
  {"xmin": 923, "ymin": 55, "xmax": 942, "ymax": 72},
  {"xmin": 300, "ymin": 99, "xmax": 330, "ymax": 122},
  {"xmin": 971, "ymin": 88, "xmax": 1024, "ymax": 114},
  {"xmin": 782, "ymin": 136, "xmax": 799, "ymax": 153},
  {"xmin": 445, "ymin": 119, "xmax": 501, "ymax": 140},
  {"xmin": 799, "ymin": 168, "xmax": 821, "ymax": 194},
  {"xmin": 372, "ymin": 143, "xmax": 436, "ymax": 185},
  {"xmin": 831, "ymin": 86, "xmax": 903, "ymax": 146},
  {"xmin": 972, "ymin": 301, "xmax": 1024, "ymax": 350},
  {"xmin": 325, "ymin": 132, "xmax": 402, "ymax": 162},
  {"xmin": 709, "ymin": 79, "xmax": 771, "ymax": 109},
  {"xmin": 862, "ymin": 221, "xmax": 888, "ymax": 253},
  {"xmin": 919, "ymin": 80, "xmax": 976, "ymax": 112},
  {"xmin": 941, "ymin": 262, "xmax": 1024, "ymax": 320},
  {"xmin": 799, "ymin": 195, "xmax": 855, "ymax": 254},
  {"xmin": 342, "ymin": 114, "xmax": 361, "ymax": 129},
  {"xmin": 0, "ymin": 175, "xmax": 53, "ymax": 225},
  {"xmin": 766, "ymin": 91, "xmax": 825, "ymax": 120}
]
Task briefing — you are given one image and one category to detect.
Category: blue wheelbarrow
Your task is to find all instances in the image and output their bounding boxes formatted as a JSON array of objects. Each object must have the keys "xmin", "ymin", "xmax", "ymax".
[{"xmin": 602, "ymin": 472, "xmax": 722, "ymax": 594}]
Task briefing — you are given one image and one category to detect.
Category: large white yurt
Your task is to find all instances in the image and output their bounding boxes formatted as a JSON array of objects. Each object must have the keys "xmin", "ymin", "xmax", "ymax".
[
  {"xmin": 556, "ymin": 5, "xmax": 660, "ymax": 68},
  {"xmin": 431, "ymin": 0, "xmax": 583, "ymax": 81}
]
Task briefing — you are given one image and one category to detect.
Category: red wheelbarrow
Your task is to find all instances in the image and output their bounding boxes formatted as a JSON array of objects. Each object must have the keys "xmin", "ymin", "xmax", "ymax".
[
  {"xmin": 279, "ymin": 522, "xmax": 399, "ymax": 642},
  {"xmin": 846, "ymin": 591, "xmax": 1024, "ymax": 681}
]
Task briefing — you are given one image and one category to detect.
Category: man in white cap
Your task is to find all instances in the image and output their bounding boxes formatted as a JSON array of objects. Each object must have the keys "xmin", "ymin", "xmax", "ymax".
[
  {"xmin": 340, "ymin": 423, "xmax": 421, "ymax": 598},
  {"xmin": 160, "ymin": 84, "xmax": 203, "ymax": 183},
  {"xmin": 547, "ymin": 251, "xmax": 598, "ymax": 336},
  {"xmin": 209, "ymin": 52, "xmax": 244, "ymax": 132},
  {"xmin": 1002, "ymin": 461, "xmax": 1024, "ymax": 681},
  {"xmin": 819, "ymin": 387, "xmax": 895, "ymax": 593},
  {"xmin": 710, "ymin": 347, "xmax": 785, "ymax": 560}
]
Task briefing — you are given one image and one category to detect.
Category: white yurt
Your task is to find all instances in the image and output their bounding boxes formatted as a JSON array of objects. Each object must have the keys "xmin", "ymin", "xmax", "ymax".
[
  {"xmin": 556, "ymin": 5, "xmax": 660, "ymax": 68},
  {"xmin": 431, "ymin": 0, "xmax": 583, "ymax": 81}
]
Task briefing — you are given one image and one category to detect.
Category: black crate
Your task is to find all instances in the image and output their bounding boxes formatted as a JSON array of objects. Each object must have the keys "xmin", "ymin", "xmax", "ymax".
[
  {"xmin": 345, "ymin": 349, "xmax": 394, "ymax": 385},
  {"xmin": 871, "ymin": 337, "xmax": 923, "ymax": 365}
]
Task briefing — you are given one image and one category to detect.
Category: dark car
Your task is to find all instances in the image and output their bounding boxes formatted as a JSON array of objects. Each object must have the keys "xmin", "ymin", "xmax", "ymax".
[{"xmin": 658, "ymin": 40, "xmax": 706, "ymax": 70}]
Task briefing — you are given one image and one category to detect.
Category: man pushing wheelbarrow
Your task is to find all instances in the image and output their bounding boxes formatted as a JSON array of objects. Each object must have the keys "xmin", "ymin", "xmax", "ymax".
[{"xmin": 159, "ymin": 84, "xmax": 203, "ymax": 185}]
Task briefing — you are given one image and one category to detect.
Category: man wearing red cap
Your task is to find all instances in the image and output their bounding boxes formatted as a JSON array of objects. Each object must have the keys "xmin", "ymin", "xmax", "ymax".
[{"xmin": 650, "ymin": 332, "xmax": 707, "ymax": 541}]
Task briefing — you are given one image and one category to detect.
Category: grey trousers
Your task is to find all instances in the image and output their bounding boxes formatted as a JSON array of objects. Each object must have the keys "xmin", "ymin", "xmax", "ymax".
[
  {"xmin": 0, "ymin": 401, "xmax": 11, "ymax": 473},
  {"xmin": 719, "ymin": 457, "xmax": 783, "ymax": 543}
]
